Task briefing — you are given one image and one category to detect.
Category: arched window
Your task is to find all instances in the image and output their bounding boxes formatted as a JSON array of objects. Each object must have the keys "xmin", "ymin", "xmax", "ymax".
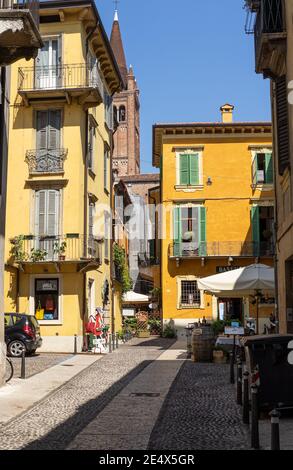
[{"xmin": 119, "ymin": 105, "xmax": 126, "ymax": 122}]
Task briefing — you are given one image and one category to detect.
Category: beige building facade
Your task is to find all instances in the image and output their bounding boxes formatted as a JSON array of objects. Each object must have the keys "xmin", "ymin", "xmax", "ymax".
[{"xmin": 246, "ymin": 0, "xmax": 293, "ymax": 333}]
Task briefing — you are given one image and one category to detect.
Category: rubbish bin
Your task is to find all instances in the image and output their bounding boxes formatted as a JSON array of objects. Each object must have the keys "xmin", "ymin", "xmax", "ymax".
[{"xmin": 241, "ymin": 334, "xmax": 293, "ymax": 409}]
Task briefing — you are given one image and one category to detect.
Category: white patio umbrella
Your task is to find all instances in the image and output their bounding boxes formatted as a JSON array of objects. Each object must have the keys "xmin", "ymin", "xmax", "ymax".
[{"xmin": 197, "ymin": 264, "xmax": 275, "ymax": 334}]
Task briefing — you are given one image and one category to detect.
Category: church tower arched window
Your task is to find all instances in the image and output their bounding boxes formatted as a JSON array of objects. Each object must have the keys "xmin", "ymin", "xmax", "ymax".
[{"xmin": 119, "ymin": 105, "xmax": 126, "ymax": 122}]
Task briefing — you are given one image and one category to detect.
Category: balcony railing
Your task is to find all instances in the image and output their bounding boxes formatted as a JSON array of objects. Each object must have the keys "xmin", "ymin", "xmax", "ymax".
[
  {"xmin": 0, "ymin": 0, "xmax": 39, "ymax": 26},
  {"xmin": 138, "ymin": 254, "xmax": 160, "ymax": 267},
  {"xmin": 11, "ymin": 235, "xmax": 102, "ymax": 264},
  {"xmin": 25, "ymin": 148, "xmax": 68, "ymax": 174},
  {"xmin": 254, "ymin": 0, "xmax": 286, "ymax": 76},
  {"xmin": 18, "ymin": 64, "xmax": 104, "ymax": 96},
  {"xmin": 169, "ymin": 241, "xmax": 275, "ymax": 258}
]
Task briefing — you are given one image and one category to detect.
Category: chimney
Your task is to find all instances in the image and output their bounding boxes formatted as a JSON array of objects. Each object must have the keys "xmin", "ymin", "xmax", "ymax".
[{"xmin": 220, "ymin": 104, "xmax": 234, "ymax": 123}]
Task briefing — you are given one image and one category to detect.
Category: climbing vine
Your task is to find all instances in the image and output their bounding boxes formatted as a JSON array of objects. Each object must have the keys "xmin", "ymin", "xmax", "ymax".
[{"xmin": 113, "ymin": 243, "xmax": 133, "ymax": 294}]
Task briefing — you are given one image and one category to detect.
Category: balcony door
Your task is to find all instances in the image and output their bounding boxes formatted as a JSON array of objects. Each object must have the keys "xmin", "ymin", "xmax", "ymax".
[
  {"xmin": 35, "ymin": 38, "xmax": 61, "ymax": 89},
  {"xmin": 173, "ymin": 206, "xmax": 206, "ymax": 257},
  {"xmin": 35, "ymin": 189, "xmax": 60, "ymax": 260},
  {"xmin": 36, "ymin": 109, "xmax": 61, "ymax": 172}
]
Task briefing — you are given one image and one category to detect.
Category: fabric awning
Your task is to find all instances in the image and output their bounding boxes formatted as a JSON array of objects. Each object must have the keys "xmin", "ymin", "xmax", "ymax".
[{"xmin": 197, "ymin": 264, "xmax": 275, "ymax": 297}]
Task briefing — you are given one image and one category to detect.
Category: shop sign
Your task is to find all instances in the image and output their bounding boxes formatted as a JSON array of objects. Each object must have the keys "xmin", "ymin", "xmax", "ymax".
[
  {"xmin": 36, "ymin": 279, "xmax": 58, "ymax": 292},
  {"xmin": 224, "ymin": 327, "xmax": 245, "ymax": 336},
  {"xmin": 216, "ymin": 266, "xmax": 240, "ymax": 273}
]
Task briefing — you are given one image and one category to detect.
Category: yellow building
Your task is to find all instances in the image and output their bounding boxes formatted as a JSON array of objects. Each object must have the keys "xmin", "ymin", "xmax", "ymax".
[
  {"xmin": 4, "ymin": 0, "xmax": 123, "ymax": 352},
  {"xmin": 153, "ymin": 105, "xmax": 274, "ymax": 336}
]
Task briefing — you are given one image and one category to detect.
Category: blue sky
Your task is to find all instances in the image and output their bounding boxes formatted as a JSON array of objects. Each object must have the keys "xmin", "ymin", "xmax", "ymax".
[{"xmin": 96, "ymin": 0, "xmax": 271, "ymax": 174}]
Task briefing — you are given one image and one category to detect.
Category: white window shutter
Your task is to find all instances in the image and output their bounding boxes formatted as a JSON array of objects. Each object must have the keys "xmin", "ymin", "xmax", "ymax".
[{"xmin": 47, "ymin": 190, "xmax": 59, "ymax": 236}]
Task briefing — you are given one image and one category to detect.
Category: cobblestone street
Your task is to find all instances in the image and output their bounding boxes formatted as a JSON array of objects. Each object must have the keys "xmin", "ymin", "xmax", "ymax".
[
  {"xmin": 148, "ymin": 362, "xmax": 250, "ymax": 450},
  {"xmin": 0, "ymin": 339, "xmax": 250, "ymax": 451}
]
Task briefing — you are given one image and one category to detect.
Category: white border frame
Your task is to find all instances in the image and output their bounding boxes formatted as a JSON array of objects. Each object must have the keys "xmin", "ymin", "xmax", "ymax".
[
  {"xmin": 176, "ymin": 275, "xmax": 205, "ymax": 310},
  {"xmin": 29, "ymin": 274, "xmax": 63, "ymax": 326},
  {"xmin": 175, "ymin": 148, "xmax": 204, "ymax": 190},
  {"xmin": 250, "ymin": 147, "xmax": 273, "ymax": 189}
]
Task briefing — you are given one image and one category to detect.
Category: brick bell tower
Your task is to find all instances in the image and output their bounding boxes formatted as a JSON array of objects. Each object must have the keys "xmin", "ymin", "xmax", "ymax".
[{"xmin": 110, "ymin": 9, "xmax": 141, "ymax": 177}]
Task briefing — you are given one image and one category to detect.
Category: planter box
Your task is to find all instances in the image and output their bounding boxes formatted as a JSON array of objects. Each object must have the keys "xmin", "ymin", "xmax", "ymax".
[
  {"xmin": 213, "ymin": 350, "xmax": 227, "ymax": 364},
  {"xmin": 137, "ymin": 331, "xmax": 150, "ymax": 338}
]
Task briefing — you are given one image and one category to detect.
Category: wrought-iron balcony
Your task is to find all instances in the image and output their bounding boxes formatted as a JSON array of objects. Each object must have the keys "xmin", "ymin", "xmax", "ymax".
[
  {"xmin": 9, "ymin": 234, "xmax": 102, "ymax": 270},
  {"xmin": 0, "ymin": 1, "xmax": 42, "ymax": 66},
  {"xmin": 25, "ymin": 148, "xmax": 68, "ymax": 175},
  {"xmin": 18, "ymin": 64, "xmax": 104, "ymax": 107},
  {"xmin": 168, "ymin": 241, "xmax": 275, "ymax": 259},
  {"xmin": 138, "ymin": 253, "xmax": 160, "ymax": 267},
  {"xmin": 254, "ymin": 0, "xmax": 286, "ymax": 78}
]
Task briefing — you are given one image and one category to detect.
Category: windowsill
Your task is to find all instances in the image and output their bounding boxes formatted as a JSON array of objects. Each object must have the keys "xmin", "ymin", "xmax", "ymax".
[
  {"xmin": 251, "ymin": 183, "xmax": 274, "ymax": 190},
  {"xmin": 38, "ymin": 320, "xmax": 63, "ymax": 326},
  {"xmin": 178, "ymin": 305, "xmax": 202, "ymax": 310},
  {"xmin": 175, "ymin": 185, "xmax": 204, "ymax": 191}
]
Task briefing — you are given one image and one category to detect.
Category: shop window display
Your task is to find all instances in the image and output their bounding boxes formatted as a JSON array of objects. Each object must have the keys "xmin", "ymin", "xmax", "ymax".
[{"xmin": 35, "ymin": 279, "xmax": 59, "ymax": 321}]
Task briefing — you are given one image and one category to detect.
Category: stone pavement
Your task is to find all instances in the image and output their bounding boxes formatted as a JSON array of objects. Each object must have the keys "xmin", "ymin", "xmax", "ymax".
[
  {"xmin": 148, "ymin": 362, "xmax": 250, "ymax": 450},
  {"xmin": 67, "ymin": 339, "xmax": 186, "ymax": 450},
  {"xmin": 0, "ymin": 338, "xmax": 258, "ymax": 451},
  {"xmin": 0, "ymin": 353, "xmax": 102, "ymax": 425},
  {"xmin": 10, "ymin": 353, "xmax": 73, "ymax": 379},
  {"xmin": 0, "ymin": 338, "xmax": 175, "ymax": 450}
]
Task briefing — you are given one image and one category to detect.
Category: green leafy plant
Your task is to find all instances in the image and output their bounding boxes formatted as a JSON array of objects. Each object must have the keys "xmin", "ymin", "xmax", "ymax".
[
  {"xmin": 162, "ymin": 323, "xmax": 177, "ymax": 339},
  {"xmin": 211, "ymin": 320, "xmax": 226, "ymax": 336},
  {"xmin": 54, "ymin": 241, "xmax": 67, "ymax": 256},
  {"xmin": 113, "ymin": 243, "xmax": 133, "ymax": 295},
  {"xmin": 9, "ymin": 235, "xmax": 27, "ymax": 262},
  {"xmin": 30, "ymin": 248, "xmax": 47, "ymax": 262}
]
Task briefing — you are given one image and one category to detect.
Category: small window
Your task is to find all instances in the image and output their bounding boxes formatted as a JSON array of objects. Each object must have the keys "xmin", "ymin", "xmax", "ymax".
[
  {"xmin": 179, "ymin": 153, "xmax": 200, "ymax": 186},
  {"xmin": 180, "ymin": 280, "xmax": 201, "ymax": 308},
  {"xmin": 252, "ymin": 153, "xmax": 273, "ymax": 185},
  {"xmin": 119, "ymin": 105, "xmax": 126, "ymax": 122}
]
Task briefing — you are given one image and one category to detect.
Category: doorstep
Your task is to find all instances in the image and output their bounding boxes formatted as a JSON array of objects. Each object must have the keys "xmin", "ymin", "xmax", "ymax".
[{"xmin": 0, "ymin": 354, "xmax": 102, "ymax": 424}]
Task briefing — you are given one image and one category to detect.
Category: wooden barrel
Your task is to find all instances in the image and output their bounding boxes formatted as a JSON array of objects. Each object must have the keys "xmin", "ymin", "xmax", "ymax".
[{"xmin": 191, "ymin": 326, "xmax": 215, "ymax": 363}]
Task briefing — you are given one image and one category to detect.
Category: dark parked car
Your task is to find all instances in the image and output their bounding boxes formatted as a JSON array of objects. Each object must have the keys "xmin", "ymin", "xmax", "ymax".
[{"xmin": 4, "ymin": 313, "xmax": 42, "ymax": 357}]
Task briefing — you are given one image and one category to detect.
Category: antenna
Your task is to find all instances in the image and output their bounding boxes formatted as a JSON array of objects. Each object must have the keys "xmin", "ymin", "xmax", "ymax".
[{"xmin": 114, "ymin": 0, "xmax": 120, "ymax": 10}]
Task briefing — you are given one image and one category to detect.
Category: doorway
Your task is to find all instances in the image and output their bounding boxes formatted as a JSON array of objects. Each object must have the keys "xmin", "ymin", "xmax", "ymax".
[
  {"xmin": 35, "ymin": 37, "xmax": 60, "ymax": 89},
  {"xmin": 218, "ymin": 298, "xmax": 243, "ymax": 324}
]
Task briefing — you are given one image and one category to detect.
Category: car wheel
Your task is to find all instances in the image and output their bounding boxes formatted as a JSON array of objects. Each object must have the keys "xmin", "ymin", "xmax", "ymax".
[{"xmin": 8, "ymin": 340, "xmax": 26, "ymax": 358}]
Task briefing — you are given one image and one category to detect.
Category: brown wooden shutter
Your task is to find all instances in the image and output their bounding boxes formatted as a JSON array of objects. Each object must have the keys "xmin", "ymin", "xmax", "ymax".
[{"xmin": 276, "ymin": 75, "xmax": 289, "ymax": 175}]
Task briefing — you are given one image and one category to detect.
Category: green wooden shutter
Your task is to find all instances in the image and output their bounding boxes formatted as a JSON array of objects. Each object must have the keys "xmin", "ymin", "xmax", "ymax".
[
  {"xmin": 199, "ymin": 207, "xmax": 206, "ymax": 256},
  {"xmin": 251, "ymin": 206, "xmax": 260, "ymax": 256},
  {"xmin": 179, "ymin": 154, "xmax": 189, "ymax": 185},
  {"xmin": 149, "ymin": 240, "xmax": 155, "ymax": 259},
  {"xmin": 173, "ymin": 206, "xmax": 181, "ymax": 256},
  {"xmin": 252, "ymin": 155, "xmax": 258, "ymax": 185},
  {"xmin": 265, "ymin": 153, "xmax": 273, "ymax": 184},
  {"xmin": 189, "ymin": 153, "xmax": 199, "ymax": 185}
]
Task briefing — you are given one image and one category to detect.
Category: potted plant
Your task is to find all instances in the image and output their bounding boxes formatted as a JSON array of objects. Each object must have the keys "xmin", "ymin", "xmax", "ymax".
[
  {"xmin": 30, "ymin": 248, "xmax": 47, "ymax": 262},
  {"xmin": 54, "ymin": 241, "xmax": 67, "ymax": 260},
  {"xmin": 9, "ymin": 235, "xmax": 27, "ymax": 262}
]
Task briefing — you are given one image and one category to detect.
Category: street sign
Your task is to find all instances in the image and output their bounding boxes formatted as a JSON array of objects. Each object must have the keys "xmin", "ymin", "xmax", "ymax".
[
  {"xmin": 224, "ymin": 327, "xmax": 245, "ymax": 336},
  {"xmin": 231, "ymin": 321, "xmax": 240, "ymax": 328}
]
